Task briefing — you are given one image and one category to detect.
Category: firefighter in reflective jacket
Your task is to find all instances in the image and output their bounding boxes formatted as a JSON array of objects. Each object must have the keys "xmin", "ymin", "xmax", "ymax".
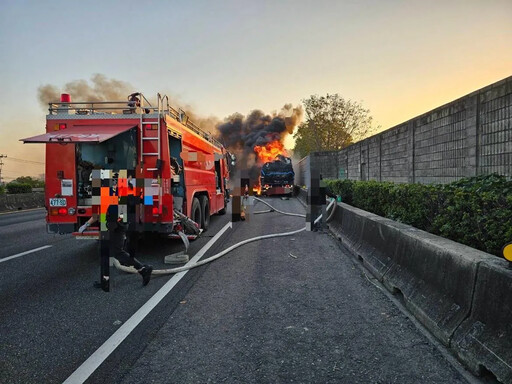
[
  {"xmin": 106, "ymin": 204, "xmax": 153, "ymax": 286},
  {"xmin": 106, "ymin": 174, "xmax": 152, "ymax": 286}
]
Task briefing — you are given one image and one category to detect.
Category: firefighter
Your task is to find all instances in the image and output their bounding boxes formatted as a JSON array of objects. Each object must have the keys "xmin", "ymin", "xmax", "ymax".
[
  {"xmin": 106, "ymin": 204, "xmax": 153, "ymax": 286},
  {"xmin": 170, "ymin": 156, "xmax": 182, "ymax": 175},
  {"xmin": 128, "ymin": 92, "xmax": 150, "ymax": 114},
  {"xmin": 241, "ymin": 184, "xmax": 250, "ymax": 221},
  {"xmin": 127, "ymin": 92, "xmax": 141, "ymax": 113},
  {"xmin": 78, "ymin": 215, "xmax": 96, "ymax": 233}
]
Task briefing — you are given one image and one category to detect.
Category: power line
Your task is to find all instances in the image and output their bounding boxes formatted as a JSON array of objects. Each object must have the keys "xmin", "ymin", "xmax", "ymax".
[
  {"xmin": 2, "ymin": 171, "xmax": 43, "ymax": 177},
  {"xmin": 5, "ymin": 157, "xmax": 44, "ymax": 165},
  {"xmin": 1, "ymin": 156, "xmax": 45, "ymax": 184}
]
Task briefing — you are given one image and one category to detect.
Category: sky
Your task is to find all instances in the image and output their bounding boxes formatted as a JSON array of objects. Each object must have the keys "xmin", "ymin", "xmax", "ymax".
[{"xmin": 0, "ymin": 0, "xmax": 510, "ymax": 181}]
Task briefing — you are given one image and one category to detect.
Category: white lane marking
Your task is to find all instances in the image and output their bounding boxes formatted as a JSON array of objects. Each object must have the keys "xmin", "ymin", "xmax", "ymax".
[
  {"xmin": 0, "ymin": 208, "xmax": 46, "ymax": 216},
  {"xmin": 0, "ymin": 245, "xmax": 53, "ymax": 263},
  {"xmin": 63, "ymin": 221, "xmax": 233, "ymax": 384}
]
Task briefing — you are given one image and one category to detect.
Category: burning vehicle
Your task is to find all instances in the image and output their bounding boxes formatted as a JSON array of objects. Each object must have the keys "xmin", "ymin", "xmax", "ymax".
[
  {"xmin": 215, "ymin": 105, "xmax": 303, "ymax": 196},
  {"xmin": 252, "ymin": 141, "xmax": 294, "ymax": 196},
  {"xmin": 259, "ymin": 154, "xmax": 294, "ymax": 196}
]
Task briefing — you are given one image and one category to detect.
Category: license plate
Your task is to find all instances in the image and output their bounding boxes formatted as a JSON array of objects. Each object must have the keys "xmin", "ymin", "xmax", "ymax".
[{"xmin": 49, "ymin": 198, "xmax": 67, "ymax": 207}]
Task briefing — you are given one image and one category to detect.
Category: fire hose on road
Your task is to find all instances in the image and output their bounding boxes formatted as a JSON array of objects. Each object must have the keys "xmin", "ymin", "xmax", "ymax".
[{"xmin": 113, "ymin": 198, "xmax": 336, "ymax": 275}]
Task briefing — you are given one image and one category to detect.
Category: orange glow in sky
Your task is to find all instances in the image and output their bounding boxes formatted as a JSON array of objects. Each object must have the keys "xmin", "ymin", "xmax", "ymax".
[{"xmin": 0, "ymin": 1, "xmax": 510, "ymax": 179}]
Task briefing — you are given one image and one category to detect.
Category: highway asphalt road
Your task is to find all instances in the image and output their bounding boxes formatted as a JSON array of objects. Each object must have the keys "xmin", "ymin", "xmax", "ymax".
[
  {"xmin": 0, "ymin": 200, "xmax": 481, "ymax": 383},
  {"xmin": 0, "ymin": 207, "xmax": 230, "ymax": 383}
]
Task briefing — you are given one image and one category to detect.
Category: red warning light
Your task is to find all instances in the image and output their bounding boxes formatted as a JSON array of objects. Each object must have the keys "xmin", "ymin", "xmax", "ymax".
[
  {"xmin": 58, "ymin": 208, "xmax": 67, "ymax": 215},
  {"xmin": 60, "ymin": 93, "xmax": 71, "ymax": 103},
  {"xmin": 59, "ymin": 123, "xmax": 67, "ymax": 130}
]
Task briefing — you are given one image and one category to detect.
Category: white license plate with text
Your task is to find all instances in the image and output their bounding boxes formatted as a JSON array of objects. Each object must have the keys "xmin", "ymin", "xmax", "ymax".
[{"xmin": 49, "ymin": 198, "xmax": 67, "ymax": 207}]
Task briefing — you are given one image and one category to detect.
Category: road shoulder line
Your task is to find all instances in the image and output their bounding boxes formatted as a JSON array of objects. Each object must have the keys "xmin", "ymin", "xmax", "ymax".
[
  {"xmin": 0, "ymin": 245, "xmax": 53, "ymax": 263},
  {"xmin": 63, "ymin": 221, "xmax": 232, "ymax": 384}
]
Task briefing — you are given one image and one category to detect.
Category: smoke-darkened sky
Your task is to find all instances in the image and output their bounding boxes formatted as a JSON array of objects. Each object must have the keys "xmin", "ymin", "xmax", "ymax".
[{"xmin": 0, "ymin": 0, "xmax": 511, "ymax": 179}]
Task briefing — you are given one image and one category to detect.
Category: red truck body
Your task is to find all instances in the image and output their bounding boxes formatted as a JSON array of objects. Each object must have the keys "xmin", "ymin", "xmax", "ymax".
[{"xmin": 22, "ymin": 93, "xmax": 230, "ymax": 237}]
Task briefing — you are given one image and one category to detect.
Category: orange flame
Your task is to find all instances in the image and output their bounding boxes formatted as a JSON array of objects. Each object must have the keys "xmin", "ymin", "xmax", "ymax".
[
  {"xmin": 252, "ymin": 140, "xmax": 288, "ymax": 196},
  {"xmin": 253, "ymin": 141, "xmax": 288, "ymax": 165},
  {"xmin": 252, "ymin": 183, "xmax": 262, "ymax": 196}
]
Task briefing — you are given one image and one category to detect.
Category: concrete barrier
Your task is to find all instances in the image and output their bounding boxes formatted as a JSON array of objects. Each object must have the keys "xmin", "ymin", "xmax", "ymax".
[
  {"xmin": 330, "ymin": 204, "xmax": 398, "ymax": 280},
  {"xmin": 383, "ymin": 227, "xmax": 492, "ymax": 347},
  {"xmin": 328, "ymin": 203, "xmax": 511, "ymax": 381},
  {"xmin": 0, "ymin": 192, "xmax": 45, "ymax": 212},
  {"xmin": 296, "ymin": 187, "xmax": 307, "ymax": 206},
  {"xmin": 452, "ymin": 259, "xmax": 512, "ymax": 383},
  {"xmin": 357, "ymin": 215, "xmax": 408, "ymax": 281}
]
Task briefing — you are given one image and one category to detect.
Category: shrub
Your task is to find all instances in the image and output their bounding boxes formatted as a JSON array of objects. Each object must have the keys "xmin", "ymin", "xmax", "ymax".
[
  {"xmin": 352, "ymin": 180, "xmax": 394, "ymax": 217},
  {"xmin": 324, "ymin": 174, "xmax": 512, "ymax": 257},
  {"xmin": 325, "ymin": 179, "xmax": 354, "ymax": 204},
  {"xmin": 431, "ymin": 174, "xmax": 512, "ymax": 257},
  {"xmin": 386, "ymin": 183, "xmax": 444, "ymax": 231},
  {"xmin": 6, "ymin": 183, "xmax": 32, "ymax": 194},
  {"xmin": 0, "ymin": 184, "xmax": 4, "ymax": 195}
]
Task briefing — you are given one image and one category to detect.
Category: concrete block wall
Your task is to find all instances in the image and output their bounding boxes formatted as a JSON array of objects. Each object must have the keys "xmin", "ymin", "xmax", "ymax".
[
  {"xmin": 367, "ymin": 136, "xmax": 381, "ymax": 181},
  {"xmin": 305, "ymin": 76, "xmax": 512, "ymax": 184},
  {"xmin": 295, "ymin": 156, "xmax": 310, "ymax": 188},
  {"xmin": 479, "ymin": 80, "xmax": 512, "ymax": 176},
  {"xmin": 338, "ymin": 151, "xmax": 348, "ymax": 179},
  {"xmin": 347, "ymin": 144, "xmax": 360, "ymax": 180},
  {"xmin": 0, "ymin": 192, "xmax": 45, "ymax": 212},
  {"xmin": 415, "ymin": 94, "xmax": 478, "ymax": 183},
  {"xmin": 380, "ymin": 123, "xmax": 409, "ymax": 183}
]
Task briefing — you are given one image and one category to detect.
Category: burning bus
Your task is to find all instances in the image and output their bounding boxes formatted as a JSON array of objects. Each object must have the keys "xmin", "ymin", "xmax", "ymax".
[
  {"xmin": 259, "ymin": 155, "xmax": 294, "ymax": 196},
  {"xmin": 215, "ymin": 105, "xmax": 303, "ymax": 196},
  {"xmin": 253, "ymin": 141, "xmax": 294, "ymax": 196}
]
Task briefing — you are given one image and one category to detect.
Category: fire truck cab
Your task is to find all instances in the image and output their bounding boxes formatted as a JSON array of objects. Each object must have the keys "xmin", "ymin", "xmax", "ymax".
[{"xmin": 22, "ymin": 93, "xmax": 231, "ymax": 238}]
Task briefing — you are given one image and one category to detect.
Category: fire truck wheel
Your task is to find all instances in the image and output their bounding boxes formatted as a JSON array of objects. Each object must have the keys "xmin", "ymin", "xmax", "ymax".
[
  {"xmin": 191, "ymin": 197, "xmax": 202, "ymax": 230},
  {"xmin": 199, "ymin": 195, "xmax": 210, "ymax": 231}
]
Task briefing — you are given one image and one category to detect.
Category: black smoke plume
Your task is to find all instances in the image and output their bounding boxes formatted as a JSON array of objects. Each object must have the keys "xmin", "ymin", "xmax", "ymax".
[
  {"xmin": 37, "ymin": 74, "xmax": 134, "ymax": 109},
  {"xmin": 216, "ymin": 105, "xmax": 303, "ymax": 187},
  {"xmin": 217, "ymin": 105, "xmax": 302, "ymax": 152},
  {"xmin": 37, "ymin": 74, "xmax": 221, "ymax": 134}
]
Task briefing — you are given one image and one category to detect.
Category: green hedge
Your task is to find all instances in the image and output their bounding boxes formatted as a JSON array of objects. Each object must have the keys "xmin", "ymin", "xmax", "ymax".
[
  {"xmin": 0, "ymin": 185, "xmax": 4, "ymax": 195},
  {"xmin": 326, "ymin": 174, "xmax": 512, "ymax": 258},
  {"xmin": 6, "ymin": 183, "xmax": 32, "ymax": 194}
]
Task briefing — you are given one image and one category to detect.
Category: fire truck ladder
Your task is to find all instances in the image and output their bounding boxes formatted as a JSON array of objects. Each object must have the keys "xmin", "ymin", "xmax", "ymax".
[
  {"xmin": 139, "ymin": 92, "xmax": 222, "ymax": 169},
  {"xmin": 139, "ymin": 94, "xmax": 168, "ymax": 214},
  {"xmin": 139, "ymin": 95, "xmax": 162, "ymax": 172}
]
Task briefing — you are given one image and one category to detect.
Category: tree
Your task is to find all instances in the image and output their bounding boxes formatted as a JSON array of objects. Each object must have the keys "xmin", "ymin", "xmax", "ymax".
[
  {"xmin": 293, "ymin": 94, "xmax": 377, "ymax": 158},
  {"xmin": 10, "ymin": 176, "xmax": 44, "ymax": 188}
]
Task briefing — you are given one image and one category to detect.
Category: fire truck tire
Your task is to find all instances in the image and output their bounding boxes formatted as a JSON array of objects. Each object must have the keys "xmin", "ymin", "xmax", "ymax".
[
  {"xmin": 191, "ymin": 197, "xmax": 202, "ymax": 229},
  {"xmin": 200, "ymin": 195, "xmax": 210, "ymax": 231}
]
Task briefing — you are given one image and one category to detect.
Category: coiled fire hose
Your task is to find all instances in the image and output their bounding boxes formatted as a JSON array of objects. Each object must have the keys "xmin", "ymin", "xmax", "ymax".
[{"xmin": 113, "ymin": 198, "xmax": 336, "ymax": 275}]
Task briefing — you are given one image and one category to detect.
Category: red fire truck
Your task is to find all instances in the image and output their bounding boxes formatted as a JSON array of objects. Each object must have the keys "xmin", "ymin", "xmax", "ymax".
[{"xmin": 22, "ymin": 93, "xmax": 231, "ymax": 238}]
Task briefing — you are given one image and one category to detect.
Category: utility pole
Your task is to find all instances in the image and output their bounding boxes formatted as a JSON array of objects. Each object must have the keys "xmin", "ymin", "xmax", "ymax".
[{"xmin": 0, "ymin": 154, "xmax": 6, "ymax": 185}]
